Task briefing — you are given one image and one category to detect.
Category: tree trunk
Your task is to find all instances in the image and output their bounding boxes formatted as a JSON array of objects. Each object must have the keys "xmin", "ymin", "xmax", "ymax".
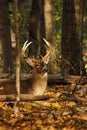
[
  {"xmin": 0, "ymin": 0, "xmax": 13, "ymax": 73},
  {"xmin": 28, "ymin": 0, "xmax": 40, "ymax": 58},
  {"xmin": 40, "ymin": 0, "xmax": 57, "ymax": 73},
  {"xmin": 83, "ymin": 0, "xmax": 87, "ymax": 15},
  {"xmin": 61, "ymin": 0, "xmax": 86, "ymax": 75},
  {"xmin": 83, "ymin": 0, "xmax": 87, "ymax": 40},
  {"xmin": 13, "ymin": 0, "xmax": 20, "ymax": 117}
]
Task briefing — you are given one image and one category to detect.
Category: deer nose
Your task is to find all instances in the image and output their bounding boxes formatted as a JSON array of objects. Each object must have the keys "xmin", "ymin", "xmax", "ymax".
[{"xmin": 43, "ymin": 64, "xmax": 48, "ymax": 72}]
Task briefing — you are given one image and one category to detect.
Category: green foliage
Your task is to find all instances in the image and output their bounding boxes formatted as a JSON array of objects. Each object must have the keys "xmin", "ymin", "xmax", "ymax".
[
  {"xmin": 18, "ymin": 0, "xmax": 32, "ymax": 42},
  {"xmin": 9, "ymin": 0, "xmax": 32, "ymax": 43},
  {"xmin": 83, "ymin": 5, "xmax": 87, "ymax": 66},
  {"xmin": 54, "ymin": 0, "xmax": 63, "ymax": 43},
  {"xmin": 53, "ymin": 0, "xmax": 63, "ymax": 72}
]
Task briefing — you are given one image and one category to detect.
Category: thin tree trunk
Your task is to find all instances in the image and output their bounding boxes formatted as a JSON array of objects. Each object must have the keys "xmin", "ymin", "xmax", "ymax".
[{"xmin": 13, "ymin": 0, "xmax": 20, "ymax": 117}]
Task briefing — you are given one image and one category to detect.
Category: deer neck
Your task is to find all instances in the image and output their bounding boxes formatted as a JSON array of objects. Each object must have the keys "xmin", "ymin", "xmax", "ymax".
[
  {"xmin": 31, "ymin": 72, "xmax": 48, "ymax": 83},
  {"xmin": 31, "ymin": 71, "xmax": 48, "ymax": 96}
]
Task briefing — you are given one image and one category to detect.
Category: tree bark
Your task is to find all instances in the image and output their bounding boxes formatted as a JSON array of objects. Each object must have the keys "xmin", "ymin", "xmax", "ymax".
[
  {"xmin": 28, "ymin": 0, "xmax": 40, "ymax": 58},
  {"xmin": 13, "ymin": 0, "xmax": 20, "ymax": 117},
  {"xmin": 40, "ymin": 0, "xmax": 57, "ymax": 73},
  {"xmin": 61, "ymin": 0, "xmax": 86, "ymax": 75},
  {"xmin": 14, "ymin": 0, "xmax": 20, "ymax": 101},
  {"xmin": 0, "ymin": 0, "xmax": 13, "ymax": 73}
]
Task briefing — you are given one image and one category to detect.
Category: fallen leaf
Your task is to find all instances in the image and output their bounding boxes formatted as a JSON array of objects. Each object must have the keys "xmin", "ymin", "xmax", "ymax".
[{"xmin": 52, "ymin": 102, "xmax": 61, "ymax": 108}]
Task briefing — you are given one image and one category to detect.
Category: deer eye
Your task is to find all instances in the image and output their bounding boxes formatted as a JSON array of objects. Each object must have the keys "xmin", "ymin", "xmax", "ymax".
[{"xmin": 36, "ymin": 64, "xmax": 40, "ymax": 68}]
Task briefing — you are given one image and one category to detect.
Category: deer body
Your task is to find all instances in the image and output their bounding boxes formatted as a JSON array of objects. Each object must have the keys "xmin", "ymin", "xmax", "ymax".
[
  {"xmin": 22, "ymin": 39, "xmax": 51, "ymax": 96},
  {"xmin": 30, "ymin": 72, "xmax": 48, "ymax": 96}
]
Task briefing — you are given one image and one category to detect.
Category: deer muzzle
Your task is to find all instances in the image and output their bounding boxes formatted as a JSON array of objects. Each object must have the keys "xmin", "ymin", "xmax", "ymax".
[{"xmin": 42, "ymin": 64, "xmax": 48, "ymax": 73}]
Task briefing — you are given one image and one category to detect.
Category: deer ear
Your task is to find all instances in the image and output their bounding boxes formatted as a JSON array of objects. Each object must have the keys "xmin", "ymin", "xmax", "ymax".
[
  {"xmin": 25, "ymin": 58, "xmax": 35, "ymax": 67},
  {"xmin": 42, "ymin": 55, "xmax": 50, "ymax": 64},
  {"xmin": 46, "ymin": 56, "xmax": 50, "ymax": 64}
]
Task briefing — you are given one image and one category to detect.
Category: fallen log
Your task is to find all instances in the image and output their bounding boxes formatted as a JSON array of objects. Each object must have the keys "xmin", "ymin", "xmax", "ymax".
[
  {"xmin": 64, "ymin": 75, "xmax": 87, "ymax": 85},
  {"xmin": 48, "ymin": 74, "xmax": 87, "ymax": 85},
  {"xmin": 1, "ymin": 74, "xmax": 87, "ymax": 84},
  {"xmin": 0, "ymin": 94, "xmax": 50, "ymax": 102}
]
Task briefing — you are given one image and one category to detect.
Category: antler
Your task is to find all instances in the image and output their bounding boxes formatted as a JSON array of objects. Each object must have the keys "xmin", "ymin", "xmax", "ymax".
[
  {"xmin": 22, "ymin": 40, "xmax": 32, "ymax": 57},
  {"xmin": 22, "ymin": 39, "xmax": 51, "ymax": 65},
  {"xmin": 42, "ymin": 38, "xmax": 51, "ymax": 63}
]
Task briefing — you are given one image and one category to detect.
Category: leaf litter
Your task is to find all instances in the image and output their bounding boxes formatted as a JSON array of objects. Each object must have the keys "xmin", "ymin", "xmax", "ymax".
[{"xmin": 0, "ymin": 84, "xmax": 87, "ymax": 130}]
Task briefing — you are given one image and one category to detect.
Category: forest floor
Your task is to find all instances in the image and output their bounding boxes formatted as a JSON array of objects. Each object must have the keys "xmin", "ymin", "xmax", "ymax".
[{"xmin": 0, "ymin": 83, "xmax": 87, "ymax": 130}]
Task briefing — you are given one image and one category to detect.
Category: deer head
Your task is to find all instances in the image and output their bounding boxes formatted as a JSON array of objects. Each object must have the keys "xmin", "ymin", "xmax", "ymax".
[{"xmin": 22, "ymin": 38, "xmax": 51, "ymax": 96}]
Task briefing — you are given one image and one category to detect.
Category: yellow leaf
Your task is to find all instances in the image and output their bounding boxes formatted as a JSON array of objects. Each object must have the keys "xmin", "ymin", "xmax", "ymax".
[
  {"xmin": 47, "ymin": 126, "xmax": 55, "ymax": 130},
  {"xmin": 47, "ymin": 91, "xmax": 53, "ymax": 96},
  {"xmin": 67, "ymin": 101, "xmax": 76, "ymax": 107},
  {"xmin": 35, "ymin": 119, "xmax": 42, "ymax": 125},
  {"xmin": 0, "ymin": 102, "xmax": 4, "ymax": 108},
  {"xmin": 63, "ymin": 126, "xmax": 76, "ymax": 130},
  {"xmin": 56, "ymin": 92, "xmax": 61, "ymax": 97},
  {"xmin": 0, "ymin": 126, "xmax": 6, "ymax": 130},
  {"xmin": 52, "ymin": 102, "xmax": 61, "ymax": 108},
  {"xmin": 23, "ymin": 103, "xmax": 32, "ymax": 112}
]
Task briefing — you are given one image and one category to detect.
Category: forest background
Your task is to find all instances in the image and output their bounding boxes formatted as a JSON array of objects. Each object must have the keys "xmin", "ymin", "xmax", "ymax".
[{"xmin": 0, "ymin": 0, "xmax": 87, "ymax": 76}]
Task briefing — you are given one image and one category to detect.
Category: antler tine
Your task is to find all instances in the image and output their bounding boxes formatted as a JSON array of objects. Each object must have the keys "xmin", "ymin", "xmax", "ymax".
[
  {"xmin": 22, "ymin": 40, "xmax": 32, "ymax": 51},
  {"xmin": 43, "ymin": 38, "xmax": 51, "ymax": 53},
  {"xmin": 24, "ymin": 41, "xmax": 32, "ymax": 51},
  {"xmin": 22, "ymin": 40, "xmax": 28, "ymax": 50},
  {"xmin": 22, "ymin": 40, "xmax": 32, "ymax": 57},
  {"xmin": 42, "ymin": 38, "xmax": 51, "ymax": 63},
  {"xmin": 43, "ymin": 38, "xmax": 51, "ymax": 47}
]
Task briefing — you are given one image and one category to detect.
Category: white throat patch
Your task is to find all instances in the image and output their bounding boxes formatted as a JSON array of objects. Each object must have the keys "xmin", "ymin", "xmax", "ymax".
[{"xmin": 42, "ymin": 72, "xmax": 47, "ymax": 78}]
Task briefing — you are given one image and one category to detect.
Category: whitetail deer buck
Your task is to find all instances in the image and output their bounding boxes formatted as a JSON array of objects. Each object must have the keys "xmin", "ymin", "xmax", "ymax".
[{"xmin": 21, "ymin": 38, "xmax": 51, "ymax": 96}]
